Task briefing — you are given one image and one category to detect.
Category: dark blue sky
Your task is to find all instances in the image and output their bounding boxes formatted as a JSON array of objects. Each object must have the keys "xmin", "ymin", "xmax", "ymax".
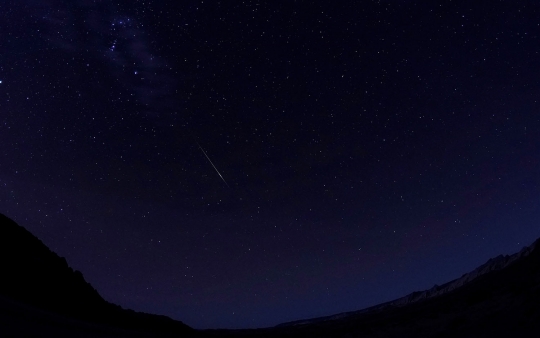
[{"xmin": 1, "ymin": 0, "xmax": 540, "ymax": 329}]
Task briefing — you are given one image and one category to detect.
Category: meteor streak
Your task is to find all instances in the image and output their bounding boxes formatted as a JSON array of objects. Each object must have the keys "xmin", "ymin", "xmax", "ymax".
[{"xmin": 197, "ymin": 143, "xmax": 230, "ymax": 188}]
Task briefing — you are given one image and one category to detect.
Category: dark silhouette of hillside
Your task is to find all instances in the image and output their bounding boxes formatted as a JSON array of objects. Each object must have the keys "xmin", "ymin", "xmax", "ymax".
[
  {"xmin": 0, "ymin": 213, "xmax": 197, "ymax": 337},
  {"xmin": 1, "ymin": 212, "xmax": 540, "ymax": 337},
  {"xmin": 275, "ymin": 237, "xmax": 540, "ymax": 329},
  {"xmin": 203, "ymin": 238, "xmax": 540, "ymax": 337}
]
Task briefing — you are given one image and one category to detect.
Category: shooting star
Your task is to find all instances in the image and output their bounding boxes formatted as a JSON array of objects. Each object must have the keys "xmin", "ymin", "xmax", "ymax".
[{"xmin": 197, "ymin": 143, "xmax": 230, "ymax": 188}]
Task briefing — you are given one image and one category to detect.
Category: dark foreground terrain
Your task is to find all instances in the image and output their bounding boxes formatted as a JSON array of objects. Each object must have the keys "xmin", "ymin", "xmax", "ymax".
[
  {"xmin": 0, "ymin": 213, "xmax": 197, "ymax": 338},
  {"xmin": 1, "ymin": 213, "xmax": 539, "ymax": 337},
  {"xmin": 207, "ymin": 242, "xmax": 540, "ymax": 338}
]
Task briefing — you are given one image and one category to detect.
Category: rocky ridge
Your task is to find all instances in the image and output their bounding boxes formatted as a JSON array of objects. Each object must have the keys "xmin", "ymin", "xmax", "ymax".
[{"xmin": 280, "ymin": 239, "xmax": 539, "ymax": 327}]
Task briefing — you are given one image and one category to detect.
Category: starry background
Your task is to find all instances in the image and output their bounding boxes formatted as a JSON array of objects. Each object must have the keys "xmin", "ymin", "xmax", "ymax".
[{"xmin": 1, "ymin": 0, "xmax": 540, "ymax": 329}]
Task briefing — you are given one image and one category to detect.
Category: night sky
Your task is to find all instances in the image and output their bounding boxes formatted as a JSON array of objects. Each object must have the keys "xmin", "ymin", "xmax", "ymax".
[{"xmin": 2, "ymin": 0, "xmax": 540, "ymax": 329}]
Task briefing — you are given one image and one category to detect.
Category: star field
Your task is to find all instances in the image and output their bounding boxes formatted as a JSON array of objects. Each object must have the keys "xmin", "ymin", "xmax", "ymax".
[{"xmin": 1, "ymin": 0, "xmax": 540, "ymax": 329}]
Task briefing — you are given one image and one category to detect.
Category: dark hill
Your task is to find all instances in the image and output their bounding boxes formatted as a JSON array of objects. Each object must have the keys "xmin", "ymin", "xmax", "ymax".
[
  {"xmin": 204, "ymin": 238, "xmax": 540, "ymax": 337},
  {"xmin": 2, "ymin": 212, "xmax": 540, "ymax": 337},
  {"xmin": 0, "ymin": 213, "xmax": 197, "ymax": 337}
]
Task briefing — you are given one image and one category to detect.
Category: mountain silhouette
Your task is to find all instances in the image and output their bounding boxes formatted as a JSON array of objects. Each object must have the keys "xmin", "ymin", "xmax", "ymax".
[
  {"xmin": 205, "ymin": 239, "xmax": 540, "ymax": 337},
  {"xmin": 277, "ymin": 238, "xmax": 540, "ymax": 328},
  {"xmin": 1, "ymin": 212, "xmax": 540, "ymax": 337},
  {"xmin": 0, "ymin": 213, "xmax": 197, "ymax": 337}
]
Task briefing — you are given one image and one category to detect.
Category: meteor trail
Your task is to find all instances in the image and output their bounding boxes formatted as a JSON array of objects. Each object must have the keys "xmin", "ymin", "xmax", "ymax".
[{"xmin": 197, "ymin": 143, "xmax": 230, "ymax": 188}]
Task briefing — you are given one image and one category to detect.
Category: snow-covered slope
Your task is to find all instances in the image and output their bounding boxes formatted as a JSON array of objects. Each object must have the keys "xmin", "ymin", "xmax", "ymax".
[
  {"xmin": 391, "ymin": 241, "xmax": 538, "ymax": 306},
  {"xmin": 279, "ymin": 239, "xmax": 539, "ymax": 327}
]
